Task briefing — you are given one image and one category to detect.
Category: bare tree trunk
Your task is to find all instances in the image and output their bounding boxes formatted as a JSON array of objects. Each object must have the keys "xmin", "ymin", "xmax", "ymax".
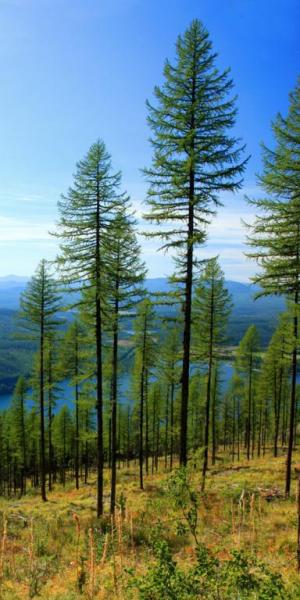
[
  {"xmin": 110, "ymin": 292, "xmax": 119, "ymax": 513},
  {"xmin": 286, "ymin": 298, "xmax": 298, "ymax": 496},
  {"xmin": 40, "ymin": 305, "xmax": 47, "ymax": 502}
]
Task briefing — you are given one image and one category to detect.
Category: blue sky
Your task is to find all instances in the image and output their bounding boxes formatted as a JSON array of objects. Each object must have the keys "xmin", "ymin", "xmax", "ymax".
[{"xmin": 0, "ymin": 0, "xmax": 299, "ymax": 281}]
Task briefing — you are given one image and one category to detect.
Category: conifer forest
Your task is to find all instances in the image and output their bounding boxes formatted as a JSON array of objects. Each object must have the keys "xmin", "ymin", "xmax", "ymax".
[{"xmin": 0, "ymin": 7, "xmax": 299, "ymax": 600}]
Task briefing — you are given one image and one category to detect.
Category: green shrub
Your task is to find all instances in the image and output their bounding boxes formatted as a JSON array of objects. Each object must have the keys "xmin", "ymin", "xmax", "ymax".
[
  {"xmin": 166, "ymin": 467, "xmax": 199, "ymax": 544},
  {"xmin": 129, "ymin": 540, "xmax": 292, "ymax": 599}
]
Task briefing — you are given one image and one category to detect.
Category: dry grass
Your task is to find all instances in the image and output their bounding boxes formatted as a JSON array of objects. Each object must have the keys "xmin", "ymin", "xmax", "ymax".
[{"xmin": 0, "ymin": 451, "xmax": 299, "ymax": 598}]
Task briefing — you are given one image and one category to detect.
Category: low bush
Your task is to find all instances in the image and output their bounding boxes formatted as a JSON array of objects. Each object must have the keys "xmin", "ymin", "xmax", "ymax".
[{"xmin": 128, "ymin": 540, "xmax": 296, "ymax": 599}]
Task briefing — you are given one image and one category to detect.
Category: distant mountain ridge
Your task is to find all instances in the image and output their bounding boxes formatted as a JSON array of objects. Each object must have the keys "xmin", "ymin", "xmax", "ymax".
[
  {"xmin": 0, "ymin": 275, "xmax": 29, "ymax": 284},
  {"xmin": 144, "ymin": 277, "xmax": 285, "ymax": 345},
  {"xmin": 0, "ymin": 274, "xmax": 285, "ymax": 315}
]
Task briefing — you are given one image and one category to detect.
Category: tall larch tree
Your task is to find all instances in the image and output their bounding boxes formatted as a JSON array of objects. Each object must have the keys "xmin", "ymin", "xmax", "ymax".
[
  {"xmin": 52, "ymin": 406, "xmax": 74, "ymax": 487},
  {"xmin": 55, "ymin": 140, "xmax": 125, "ymax": 515},
  {"xmin": 103, "ymin": 210, "xmax": 146, "ymax": 513},
  {"xmin": 260, "ymin": 314, "xmax": 292, "ymax": 458},
  {"xmin": 236, "ymin": 325, "xmax": 260, "ymax": 461},
  {"xmin": 246, "ymin": 79, "xmax": 300, "ymax": 494},
  {"xmin": 18, "ymin": 260, "xmax": 62, "ymax": 501},
  {"xmin": 44, "ymin": 337, "xmax": 62, "ymax": 491},
  {"xmin": 132, "ymin": 299, "xmax": 156, "ymax": 490},
  {"xmin": 156, "ymin": 324, "xmax": 181, "ymax": 470},
  {"xmin": 60, "ymin": 320, "xmax": 87, "ymax": 490},
  {"xmin": 143, "ymin": 19, "xmax": 247, "ymax": 465},
  {"xmin": 10, "ymin": 376, "xmax": 27, "ymax": 494},
  {"xmin": 193, "ymin": 257, "xmax": 232, "ymax": 490}
]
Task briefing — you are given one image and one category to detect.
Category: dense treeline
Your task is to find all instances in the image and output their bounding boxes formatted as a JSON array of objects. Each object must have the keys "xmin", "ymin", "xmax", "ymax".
[
  {"xmin": 0, "ymin": 19, "xmax": 299, "ymax": 513},
  {"xmin": 0, "ymin": 276, "xmax": 298, "ymax": 504}
]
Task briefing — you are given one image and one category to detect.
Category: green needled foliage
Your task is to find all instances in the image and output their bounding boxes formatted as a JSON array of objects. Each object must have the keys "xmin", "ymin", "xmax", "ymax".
[
  {"xmin": 193, "ymin": 258, "xmax": 232, "ymax": 488},
  {"xmin": 257, "ymin": 314, "xmax": 292, "ymax": 458},
  {"xmin": 44, "ymin": 337, "xmax": 62, "ymax": 492},
  {"xmin": 52, "ymin": 405, "xmax": 74, "ymax": 487},
  {"xmin": 55, "ymin": 139, "xmax": 126, "ymax": 292},
  {"xmin": 224, "ymin": 373, "xmax": 244, "ymax": 462},
  {"xmin": 10, "ymin": 376, "xmax": 28, "ymax": 494},
  {"xmin": 156, "ymin": 324, "xmax": 182, "ymax": 471},
  {"xmin": 143, "ymin": 19, "xmax": 247, "ymax": 466},
  {"xmin": 60, "ymin": 320, "xmax": 89, "ymax": 490},
  {"xmin": 236, "ymin": 325, "xmax": 260, "ymax": 461},
  {"xmin": 132, "ymin": 298, "xmax": 157, "ymax": 490},
  {"xmin": 246, "ymin": 79, "xmax": 300, "ymax": 495},
  {"xmin": 18, "ymin": 259, "xmax": 62, "ymax": 502},
  {"xmin": 55, "ymin": 139, "xmax": 127, "ymax": 516},
  {"xmin": 103, "ymin": 209, "xmax": 146, "ymax": 512}
]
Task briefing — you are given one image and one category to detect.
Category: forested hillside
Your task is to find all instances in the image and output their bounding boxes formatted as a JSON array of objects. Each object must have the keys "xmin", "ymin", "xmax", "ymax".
[
  {"xmin": 0, "ymin": 277, "xmax": 285, "ymax": 395},
  {"xmin": 0, "ymin": 14, "xmax": 299, "ymax": 600}
]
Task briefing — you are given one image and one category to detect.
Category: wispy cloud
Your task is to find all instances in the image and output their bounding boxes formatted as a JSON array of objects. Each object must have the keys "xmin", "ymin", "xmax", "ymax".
[{"xmin": 0, "ymin": 215, "xmax": 54, "ymax": 242}]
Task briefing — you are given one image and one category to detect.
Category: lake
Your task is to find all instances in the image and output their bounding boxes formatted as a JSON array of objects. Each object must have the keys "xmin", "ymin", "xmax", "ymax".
[{"xmin": 0, "ymin": 362, "xmax": 236, "ymax": 412}]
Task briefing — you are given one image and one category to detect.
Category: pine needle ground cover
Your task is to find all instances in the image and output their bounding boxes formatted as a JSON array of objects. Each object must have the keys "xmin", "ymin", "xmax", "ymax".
[{"xmin": 0, "ymin": 453, "xmax": 299, "ymax": 599}]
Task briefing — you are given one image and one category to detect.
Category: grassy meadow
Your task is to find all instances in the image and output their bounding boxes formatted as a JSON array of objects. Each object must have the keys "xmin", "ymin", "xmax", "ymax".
[{"xmin": 0, "ymin": 451, "xmax": 300, "ymax": 599}]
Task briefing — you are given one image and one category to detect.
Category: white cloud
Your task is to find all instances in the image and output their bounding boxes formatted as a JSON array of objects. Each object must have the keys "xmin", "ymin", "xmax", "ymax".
[
  {"xmin": 0, "ymin": 183, "xmax": 260, "ymax": 281},
  {"xmin": 0, "ymin": 215, "xmax": 54, "ymax": 242},
  {"xmin": 209, "ymin": 210, "xmax": 255, "ymax": 245}
]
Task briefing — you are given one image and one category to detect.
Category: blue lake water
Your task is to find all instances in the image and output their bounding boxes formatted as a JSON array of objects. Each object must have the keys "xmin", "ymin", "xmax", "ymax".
[
  {"xmin": 0, "ymin": 363, "xmax": 235, "ymax": 412},
  {"xmin": 1, "ymin": 360, "xmax": 298, "ymax": 413}
]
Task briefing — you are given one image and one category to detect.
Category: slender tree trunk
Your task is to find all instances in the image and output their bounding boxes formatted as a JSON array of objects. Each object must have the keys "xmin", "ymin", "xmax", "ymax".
[
  {"xmin": 246, "ymin": 355, "xmax": 253, "ymax": 460},
  {"xmin": 110, "ymin": 292, "xmax": 119, "ymax": 513},
  {"xmin": 48, "ymin": 397, "xmax": 52, "ymax": 492},
  {"xmin": 212, "ymin": 367, "xmax": 217, "ymax": 465},
  {"xmin": 224, "ymin": 406, "xmax": 227, "ymax": 452},
  {"xmin": 282, "ymin": 377, "xmax": 288, "ymax": 447},
  {"xmin": 40, "ymin": 307, "xmax": 47, "ymax": 502},
  {"xmin": 232, "ymin": 394, "xmax": 236, "ymax": 462},
  {"xmin": 118, "ymin": 405, "xmax": 121, "ymax": 469},
  {"xmin": 165, "ymin": 386, "xmax": 169, "ymax": 470},
  {"xmin": 257, "ymin": 399, "xmax": 263, "ymax": 458},
  {"xmin": 96, "ymin": 294, "xmax": 103, "ymax": 514},
  {"xmin": 202, "ymin": 287, "xmax": 214, "ymax": 491},
  {"xmin": 262, "ymin": 405, "xmax": 268, "ymax": 456},
  {"xmin": 180, "ymin": 223, "xmax": 193, "ymax": 466},
  {"xmin": 237, "ymin": 399, "xmax": 240, "ymax": 461},
  {"xmin": 107, "ymin": 416, "xmax": 111, "ymax": 469},
  {"xmin": 21, "ymin": 389, "xmax": 26, "ymax": 495},
  {"xmin": 294, "ymin": 394, "xmax": 298, "ymax": 450},
  {"xmin": 127, "ymin": 407, "xmax": 130, "ymax": 467},
  {"xmin": 286, "ymin": 291, "xmax": 298, "ymax": 496},
  {"xmin": 155, "ymin": 417, "xmax": 160, "ymax": 472},
  {"xmin": 152, "ymin": 392, "xmax": 156, "ymax": 475},
  {"xmin": 62, "ymin": 413, "xmax": 66, "ymax": 487},
  {"xmin": 145, "ymin": 372, "xmax": 149, "ymax": 475},
  {"xmin": 75, "ymin": 380, "xmax": 79, "ymax": 489},
  {"xmin": 202, "ymin": 362, "xmax": 212, "ymax": 489},
  {"xmin": 251, "ymin": 391, "xmax": 255, "ymax": 458},
  {"xmin": 180, "ymin": 68, "xmax": 196, "ymax": 467},
  {"xmin": 75, "ymin": 333, "xmax": 79, "ymax": 490},
  {"xmin": 274, "ymin": 367, "xmax": 283, "ymax": 458},
  {"xmin": 95, "ymin": 179, "xmax": 103, "ymax": 516},
  {"xmin": 139, "ymin": 318, "xmax": 147, "ymax": 490},
  {"xmin": 48, "ymin": 351, "xmax": 53, "ymax": 493},
  {"xmin": 170, "ymin": 382, "xmax": 174, "ymax": 471},
  {"xmin": 139, "ymin": 373, "xmax": 144, "ymax": 488}
]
